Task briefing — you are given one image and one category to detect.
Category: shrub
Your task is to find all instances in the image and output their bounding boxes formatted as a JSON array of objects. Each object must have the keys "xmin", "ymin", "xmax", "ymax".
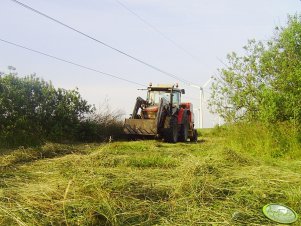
[
  {"xmin": 0, "ymin": 73, "xmax": 124, "ymax": 148},
  {"xmin": 77, "ymin": 108, "xmax": 124, "ymax": 142}
]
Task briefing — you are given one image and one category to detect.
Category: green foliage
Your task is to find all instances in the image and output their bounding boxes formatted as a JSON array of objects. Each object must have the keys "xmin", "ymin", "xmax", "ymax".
[
  {"xmin": 210, "ymin": 15, "xmax": 301, "ymax": 125},
  {"xmin": 0, "ymin": 73, "xmax": 123, "ymax": 147},
  {"xmin": 46, "ymin": 87, "xmax": 92, "ymax": 142},
  {"xmin": 0, "ymin": 74, "xmax": 49, "ymax": 146},
  {"xmin": 210, "ymin": 39, "xmax": 266, "ymax": 122}
]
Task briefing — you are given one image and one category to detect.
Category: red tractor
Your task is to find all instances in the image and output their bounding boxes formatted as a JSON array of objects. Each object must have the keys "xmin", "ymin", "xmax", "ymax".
[{"xmin": 124, "ymin": 83, "xmax": 198, "ymax": 143}]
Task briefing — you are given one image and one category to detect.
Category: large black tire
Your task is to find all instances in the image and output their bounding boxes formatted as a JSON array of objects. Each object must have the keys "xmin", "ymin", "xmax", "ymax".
[
  {"xmin": 179, "ymin": 122, "xmax": 189, "ymax": 142},
  {"xmin": 164, "ymin": 117, "xmax": 178, "ymax": 143},
  {"xmin": 190, "ymin": 129, "xmax": 198, "ymax": 142},
  {"xmin": 126, "ymin": 134, "xmax": 137, "ymax": 141}
]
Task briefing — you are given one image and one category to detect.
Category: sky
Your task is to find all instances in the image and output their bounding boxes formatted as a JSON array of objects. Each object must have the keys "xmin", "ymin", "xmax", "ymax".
[{"xmin": 0, "ymin": 0, "xmax": 300, "ymax": 128}]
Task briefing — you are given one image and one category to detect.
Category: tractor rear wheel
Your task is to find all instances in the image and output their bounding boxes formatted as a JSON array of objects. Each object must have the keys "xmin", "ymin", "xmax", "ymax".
[
  {"xmin": 164, "ymin": 117, "xmax": 178, "ymax": 143},
  {"xmin": 179, "ymin": 122, "xmax": 189, "ymax": 142}
]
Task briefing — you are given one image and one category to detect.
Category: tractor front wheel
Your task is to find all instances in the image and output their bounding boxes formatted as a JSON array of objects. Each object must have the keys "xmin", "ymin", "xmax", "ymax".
[
  {"xmin": 164, "ymin": 117, "xmax": 178, "ymax": 143},
  {"xmin": 190, "ymin": 129, "xmax": 198, "ymax": 142}
]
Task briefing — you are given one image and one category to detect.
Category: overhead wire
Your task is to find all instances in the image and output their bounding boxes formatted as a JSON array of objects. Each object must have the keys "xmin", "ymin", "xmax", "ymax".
[
  {"xmin": 0, "ymin": 37, "xmax": 205, "ymax": 104},
  {"xmin": 216, "ymin": 56, "xmax": 228, "ymax": 68},
  {"xmin": 1, "ymin": 37, "xmax": 205, "ymax": 96},
  {"xmin": 114, "ymin": 0, "xmax": 216, "ymax": 90},
  {"xmin": 114, "ymin": 0, "xmax": 201, "ymax": 62},
  {"xmin": 8, "ymin": 0, "xmax": 194, "ymax": 86},
  {"xmin": 0, "ymin": 38, "xmax": 146, "ymax": 87}
]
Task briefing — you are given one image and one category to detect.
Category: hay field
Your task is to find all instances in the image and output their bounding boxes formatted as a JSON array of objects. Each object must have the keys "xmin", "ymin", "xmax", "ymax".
[{"xmin": 0, "ymin": 129, "xmax": 300, "ymax": 225}]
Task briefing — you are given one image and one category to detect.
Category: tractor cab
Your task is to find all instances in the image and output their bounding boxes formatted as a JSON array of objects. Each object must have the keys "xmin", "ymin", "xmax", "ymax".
[
  {"xmin": 143, "ymin": 84, "xmax": 184, "ymax": 119},
  {"xmin": 147, "ymin": 88, "xmax": 182, "ymax": 106}
]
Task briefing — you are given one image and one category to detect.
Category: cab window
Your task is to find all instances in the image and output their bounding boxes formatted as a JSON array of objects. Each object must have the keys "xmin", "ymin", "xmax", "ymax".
[{"xmin": 148, "ymin": 91, "xmax": 180, "ymax": 105}]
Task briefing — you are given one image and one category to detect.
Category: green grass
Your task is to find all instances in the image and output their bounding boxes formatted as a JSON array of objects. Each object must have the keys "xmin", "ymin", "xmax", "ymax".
[{"xmin": 0, "ymin": 128, "xmax": 300, "ymax": 225}]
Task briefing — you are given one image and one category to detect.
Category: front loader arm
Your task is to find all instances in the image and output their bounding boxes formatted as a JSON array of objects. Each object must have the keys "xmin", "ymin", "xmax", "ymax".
[
  {"xmin": 156, "ymin": 97, "xmax": 169, "ymax": 130},
  {"xmin": 131, "ymin": 97, "xmax": 148, "ymax": 119}
]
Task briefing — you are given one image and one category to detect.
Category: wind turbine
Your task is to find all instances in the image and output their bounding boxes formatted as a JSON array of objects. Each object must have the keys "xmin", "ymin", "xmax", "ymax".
[{"xmin": 190, "ymin": 78, "xmax": 212, "ymax": 128}]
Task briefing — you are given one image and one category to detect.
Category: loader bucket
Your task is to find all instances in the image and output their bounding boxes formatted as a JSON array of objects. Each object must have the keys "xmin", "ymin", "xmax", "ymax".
[{"xmin": 124, "ymin": 119, "xmax": 157, "ymax": 136}]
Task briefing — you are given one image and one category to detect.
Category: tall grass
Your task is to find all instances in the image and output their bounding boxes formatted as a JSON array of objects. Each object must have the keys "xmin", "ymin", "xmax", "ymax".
[{"xmin": 211, "ymin": 122, "xmax": 301, "ymax": 159}]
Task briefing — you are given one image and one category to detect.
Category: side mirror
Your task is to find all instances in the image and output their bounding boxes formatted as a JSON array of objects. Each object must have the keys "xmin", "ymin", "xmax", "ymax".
[{"xmin": 181, "ymin": 89, "xmax": 185, "ymax": 94}]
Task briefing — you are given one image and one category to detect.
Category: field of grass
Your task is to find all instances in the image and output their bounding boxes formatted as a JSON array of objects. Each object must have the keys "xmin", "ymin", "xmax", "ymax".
[{"xmin": 0, "ymin": 129, "xmax": 300, "ymax": 225}]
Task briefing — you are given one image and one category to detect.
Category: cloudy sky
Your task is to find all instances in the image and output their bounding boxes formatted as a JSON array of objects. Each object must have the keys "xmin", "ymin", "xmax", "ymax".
[{"xmin": 0, "ymin": 0, "xmax": 300, "ymax": 127}]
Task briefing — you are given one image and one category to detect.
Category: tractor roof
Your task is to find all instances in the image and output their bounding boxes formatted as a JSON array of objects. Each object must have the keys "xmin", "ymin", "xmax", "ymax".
[{"xmin": 148, "ymin": 83, "xmax": 184, "ymax": 93}]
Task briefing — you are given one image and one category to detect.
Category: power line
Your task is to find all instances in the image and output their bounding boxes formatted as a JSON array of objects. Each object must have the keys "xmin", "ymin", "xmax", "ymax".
[
  {"xmin": 0, "ymin": 38, "xmax": 146, "ymax": 87},
  {"xmin": 8, "ymin": 0, "xmax": 194, "ymax": 86},
  {"xmin": 114, "ymin": 0, "xmax": 201, "ymax": 62},
  {"xmin": 216, "ymin": 56, "xmax": 228, "ymax": 68},
  {"xmin": 0, "ymin": 38, "xmax": 206, "ymax": 107},
  {"xmin": 0, "ymin": 38, "xmax": 209, "ymax": 103}
]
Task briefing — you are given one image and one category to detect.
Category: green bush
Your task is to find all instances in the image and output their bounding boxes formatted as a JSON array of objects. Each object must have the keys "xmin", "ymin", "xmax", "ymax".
[{"xmin": 0, "ymin": 73, "xmax": 123, "ymax": 148}]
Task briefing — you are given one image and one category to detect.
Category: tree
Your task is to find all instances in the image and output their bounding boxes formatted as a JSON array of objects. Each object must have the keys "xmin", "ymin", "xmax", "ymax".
[
  {"xmin": 0, "ymin": 73, "xmax": 93, "ymax": 147},
  {"xmin": 209, "ymin": 15, "xmax": 301, "ymax": 126},
  {"xmin": 261, "ymin": 15, "xmax": 301, "ymax": 124},
  {"xmin": 209, "ymin": 39, "xmax": 266, "ymax": 122}
]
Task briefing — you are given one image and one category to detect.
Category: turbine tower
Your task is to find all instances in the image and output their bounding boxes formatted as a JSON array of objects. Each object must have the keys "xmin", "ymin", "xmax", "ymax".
[{"xmin": 190, "ymin": 78, "xmax": 211, "ymax": 128}]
